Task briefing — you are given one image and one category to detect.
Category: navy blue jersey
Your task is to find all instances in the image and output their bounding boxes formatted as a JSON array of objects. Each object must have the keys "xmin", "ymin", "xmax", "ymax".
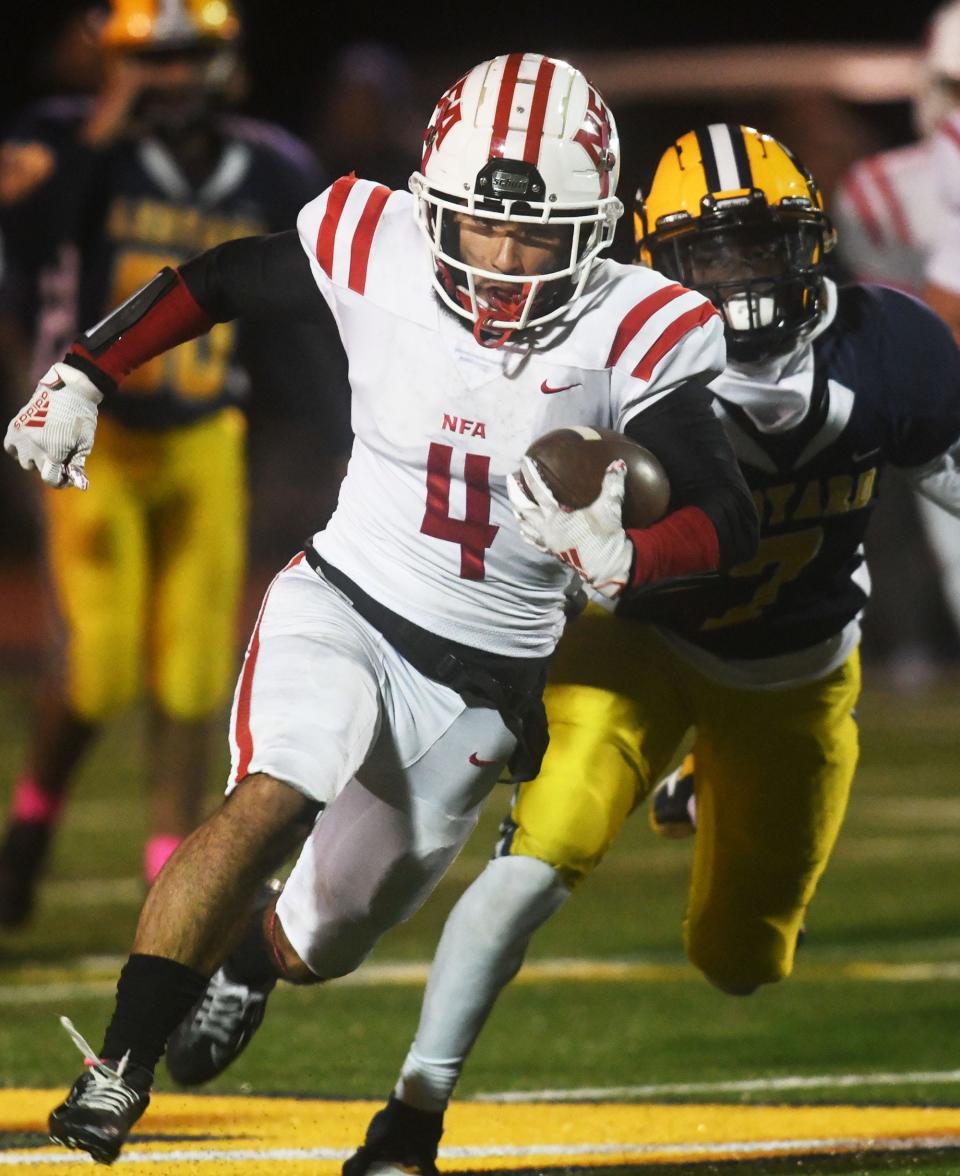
[
  {"xmin": 1, "ymin": 98, "xmax": 325, "ymax": 428},
  {"xmin": 620, "ymin": 285, "xmax": 960, "ymax": 658}
]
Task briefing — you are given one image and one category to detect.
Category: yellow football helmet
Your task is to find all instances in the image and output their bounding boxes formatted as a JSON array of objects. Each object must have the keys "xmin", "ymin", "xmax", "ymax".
[
  {"xmin": 102, "ymin": 0, "xmax": 239, "ymax": 50},
  {"xmin": 635, "ymin": 124, "xmax": 836, "ymax": 362}
]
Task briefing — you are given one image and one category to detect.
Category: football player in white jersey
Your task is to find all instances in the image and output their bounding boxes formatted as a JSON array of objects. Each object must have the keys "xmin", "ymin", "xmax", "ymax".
[
  {"xmin": 834, "ymin": 0, "xmax": 960, "ymax": 300},
  {"xmin": 4, "ymin": 54, "xmax": 757, "ymax": 1164},
  {"xmin": 337, "ymin": 123, "xmax": 960, "ymax": 1176},
  {"xmin": 834, "ymin": 0, "xmax": 960, "ymax": 677}
]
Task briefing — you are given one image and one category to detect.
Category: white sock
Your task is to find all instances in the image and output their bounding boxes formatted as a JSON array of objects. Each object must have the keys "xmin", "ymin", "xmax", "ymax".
[{"xmin": 394, "ymin": 855, "xmax": 569, "ymax": 1111}]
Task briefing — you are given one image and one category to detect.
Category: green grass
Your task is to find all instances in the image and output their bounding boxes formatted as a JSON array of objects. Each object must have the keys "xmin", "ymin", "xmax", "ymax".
[{"xmin": 1, "ymin": 672, "xmax": 960, "ymax": 1174}]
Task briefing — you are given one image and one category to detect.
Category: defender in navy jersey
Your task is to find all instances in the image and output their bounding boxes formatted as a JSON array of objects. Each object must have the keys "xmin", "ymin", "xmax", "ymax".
[
  {"xmin": 0, "ymin": 0, "xmax": 347, "ymax": 927},
  {"xmin": 631, "ymin": 280, "xmax": 960, "ymax": 665},
  {"xmin": 337, "ymin": 126, "xmax": 960, "ymax": 1176},
  {"xmin": 4, "ymin": 58, "xmax": 757, "ymax": 1163}
]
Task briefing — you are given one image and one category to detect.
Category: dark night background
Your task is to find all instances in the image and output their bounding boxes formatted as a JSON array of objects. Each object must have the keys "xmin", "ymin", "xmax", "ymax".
[
  {"xmin": 0, "ymin": 0, "xmax": 956, "ymax": 666},
  {"xmin": 1, "ymin": 2, "xmax": 950, "ymax": 131}
]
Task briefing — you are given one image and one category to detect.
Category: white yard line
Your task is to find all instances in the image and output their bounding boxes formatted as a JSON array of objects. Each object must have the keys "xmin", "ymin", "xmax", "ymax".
[
  {"xmin": 475, "ymin": 1069, "xmax": 960, "ymax": 1102},
  {"xmin": 9, "ymin": 955, "xmax": 960, "ymax": 1004}
]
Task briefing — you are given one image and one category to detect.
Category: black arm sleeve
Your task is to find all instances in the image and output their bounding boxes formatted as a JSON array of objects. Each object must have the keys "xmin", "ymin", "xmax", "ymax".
[
  {"xmin": 179, "ymin": 230, "xmax": 334, "ymax": 327},
  {"xmin": 624, "ymin": 381, "xmax": 759, "ymax": 569}
]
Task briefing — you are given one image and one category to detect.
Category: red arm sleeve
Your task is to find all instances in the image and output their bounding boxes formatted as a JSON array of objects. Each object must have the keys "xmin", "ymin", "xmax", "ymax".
[
  {"xmin": 625, "ymin": 505, "xmax": 720, "ymax": 589},
  {"xmin": 68, "ymin": 269, "xmax": 211, "ymax": 391},
  {"xmin": 63, "ymin": 267, "xmax": 212, "ymax": 395}
]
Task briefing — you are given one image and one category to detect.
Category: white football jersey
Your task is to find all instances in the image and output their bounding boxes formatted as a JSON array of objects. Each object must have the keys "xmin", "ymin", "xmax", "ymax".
[
  {"xmin": 297, "ymin": 176, "xmax": 724, "ymax": 657},
  {"xmin": 833, "ymin": 140, "xmax": 940, "ymax": 296},
  {"xmin": 926, "ymin": 114, "xmax": 960, "ymax": 296}
]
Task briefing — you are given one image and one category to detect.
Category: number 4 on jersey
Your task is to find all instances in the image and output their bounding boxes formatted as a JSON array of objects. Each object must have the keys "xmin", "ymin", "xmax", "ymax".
[{"xmin": 421, "ymin": 443, "xmax": 499, "ymax": 579}]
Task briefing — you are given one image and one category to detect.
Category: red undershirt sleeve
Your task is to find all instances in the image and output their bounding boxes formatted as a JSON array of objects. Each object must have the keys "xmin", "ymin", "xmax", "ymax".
[{"xmin": 625, "ymin": 505, "xmax": 720, "ymax": 589}]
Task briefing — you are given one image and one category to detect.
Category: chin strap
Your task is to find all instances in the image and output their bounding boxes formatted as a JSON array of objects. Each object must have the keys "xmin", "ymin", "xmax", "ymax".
[
  {"xmin": 470, "ymin": 283, "xmax": 533, "ymax": 349},
  {"xmin": 473, "ymin": 308, "xmax": 517, "ymax": 348}
]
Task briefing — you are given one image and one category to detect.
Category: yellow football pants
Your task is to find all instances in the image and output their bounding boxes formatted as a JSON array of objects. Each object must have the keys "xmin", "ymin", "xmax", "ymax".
[
  {"xmin": 45, "ymin": 407, "xmax": 248, "ymax": 723},
  {"xmin": 504, "ymin": 604, "xmax": 861, "ymax": 994}
]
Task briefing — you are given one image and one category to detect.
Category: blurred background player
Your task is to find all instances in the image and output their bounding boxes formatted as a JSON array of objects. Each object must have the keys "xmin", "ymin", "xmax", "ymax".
[
  {"xmin": 834, "ymin": 0, "xmax": 960, "ymax": 687},
  {"xmin": 305, "ymin": 41, "xmax": 419, "ymax": 194},
  {"xmin": 0, "ymin": 0, "xmax": 347, "ymax": 926},
  {"xmin": 341, "ymin": 125, "xmax": 960, "ymax": 1175}
]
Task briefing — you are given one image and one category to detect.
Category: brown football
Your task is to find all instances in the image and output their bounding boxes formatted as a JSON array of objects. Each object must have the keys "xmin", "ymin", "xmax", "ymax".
[{"xmin": 523, "ymin": 426, "xmax": 670, "ymax": 528}]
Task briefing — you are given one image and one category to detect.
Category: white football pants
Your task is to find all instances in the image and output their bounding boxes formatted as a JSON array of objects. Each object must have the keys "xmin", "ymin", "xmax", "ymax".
[{"xmin": 226, "ymin": 555, "xmax": 518, "ymax": 977}]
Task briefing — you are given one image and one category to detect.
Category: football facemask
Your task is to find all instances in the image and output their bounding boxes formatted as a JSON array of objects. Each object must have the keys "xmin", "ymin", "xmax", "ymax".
[
  {"xmin": 636, "ymin": 124, "xmax": 835, "ymax": 363},
  {"xmin": 410, "ymin": 54, "xmax": 623, "ymax": 345}
]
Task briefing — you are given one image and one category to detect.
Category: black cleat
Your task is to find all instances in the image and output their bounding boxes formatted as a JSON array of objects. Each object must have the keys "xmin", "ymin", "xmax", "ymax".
[
  {"xmin": 48, "ymin": 1019, "xmax": 151, "ymax": 1166},
  {"xmin": 165, "ymin": 961, "xmax": 275, "ymax": 1085},
  {"xmin": 649, "ymin": 754, "xmax": 696, "ymax": 839},
  {"xmin": 0, "ymin": 820, "xmax": 53, "ymax": 927},
  {"xmin": 343, "ymin": 1096, "xmax": 444, "ymax": 1176},
  {"xmin": 166, "ymin": 880, "xmax": 282, "ymax": 1086}
]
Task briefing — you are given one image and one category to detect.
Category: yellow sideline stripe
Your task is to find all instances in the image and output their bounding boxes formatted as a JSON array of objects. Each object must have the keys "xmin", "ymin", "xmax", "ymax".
[{"xmin": 2, "ymin": 1092, "xmax": 960, "ymax": 1173}]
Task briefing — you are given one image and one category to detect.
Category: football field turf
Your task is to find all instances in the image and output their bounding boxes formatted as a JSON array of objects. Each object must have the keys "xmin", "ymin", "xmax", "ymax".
[{"xmin": 1, "ymin": 672, "xmax": 959, "ymax": 1174}]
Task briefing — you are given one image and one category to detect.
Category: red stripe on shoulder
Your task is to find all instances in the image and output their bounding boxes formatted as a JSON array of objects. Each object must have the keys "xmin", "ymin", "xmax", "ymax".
[
  {"xmin": 489, "ymin": 53, "xmax": 524, "ymax": 158},
  {"xmin": 632, "ymin": 301, "xmax": 718, "ymax": 382},
  {"xmin": 234, "ymin": 551, "xmax": 305, "ymax": 783},
  {"xmin": 315, "ymin": 175, "xmax": 359, "ymax": 277},
  {"xmin": 348, "ymin": 185, "xmax": 392, "ymax": 294},
  {"xmin": 841, "ymin": 167, "xmax": 884, "ymax": 247},
  {"xmin": 606, "ymin": 284, "xmax": 686, "ymax": 368},
  {"xmin": 940, "ymin": 117, "xmax": 960, "ymax": 154},
  {"xmin": 865, "ymin": 158, "xmax": 910, "ymax": 246}
]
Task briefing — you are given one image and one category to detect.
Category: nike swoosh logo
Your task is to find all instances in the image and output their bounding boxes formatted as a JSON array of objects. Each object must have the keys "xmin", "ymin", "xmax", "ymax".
[
  {"xmin": 469, "ymin": 752, "xmax": 499, "ymax": 767},
  {"xmin": 852, "ymin": 447, "xmax": 880, "ymax": 462},
  {"xmin": 540, "ymin": 380, "xmax": 581, "ymax": 395}
]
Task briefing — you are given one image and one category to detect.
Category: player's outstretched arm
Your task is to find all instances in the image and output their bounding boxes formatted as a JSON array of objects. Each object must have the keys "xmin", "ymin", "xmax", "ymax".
[{"xmin": 3, "ymin": 232, "xmax": 335, "ymax": 488}]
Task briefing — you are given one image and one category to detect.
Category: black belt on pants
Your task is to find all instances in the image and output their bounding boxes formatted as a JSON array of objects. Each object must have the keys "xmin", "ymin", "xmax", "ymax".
[{"xmin": 302, "ymin": 546, "xmax": 550, "ymax": 782}]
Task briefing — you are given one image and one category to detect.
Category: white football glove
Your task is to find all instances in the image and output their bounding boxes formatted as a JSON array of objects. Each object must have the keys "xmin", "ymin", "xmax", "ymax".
[
  {"xmin": 4, "ymin": 362, "xmax": 102, "ymax": 490},
  {"xmin": 507, "ymin": 455, "xmax": 634, "ymax": 599}
]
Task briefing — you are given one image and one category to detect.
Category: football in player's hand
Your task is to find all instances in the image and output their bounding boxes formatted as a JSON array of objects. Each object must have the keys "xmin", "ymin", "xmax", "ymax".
[{"xmin": 522, "ymin": 426, "xmax": 670, "ymax": 527}]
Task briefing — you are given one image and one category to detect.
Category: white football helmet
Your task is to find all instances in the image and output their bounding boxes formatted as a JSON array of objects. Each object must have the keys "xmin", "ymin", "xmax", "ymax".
[
  {"xmin": 915, "ymin": 0, "xmax": 960, "ymax": 137},
  {"xmin": 409, "ymin": 53, "xmax": 623, "ymax": 343}
]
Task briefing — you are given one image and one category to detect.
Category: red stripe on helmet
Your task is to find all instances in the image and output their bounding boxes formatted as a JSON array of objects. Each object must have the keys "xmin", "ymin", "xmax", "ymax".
[
  {"xmin": 489, "ymin": 53, "xmax": 524, "ymax": 158},
  {"xmin": 234, "ymin": 552, "xmax": 305, "ymax": 783},
  {"xmin": 422, "ymin": 74, "xmax": 467, "ymax": 170},
  {"xmin": 606, "ymin": 284, "xmax": 686, "ymax": 368},
  {"xmin": 865, "ymin": 158, "xmax": 911, "ymax": 247},
  {"xmin": 315, "ymin": 175, "xmax": 359, "ymax": 277},
  {"xmin": 632, "ymin": 301, "xmax": 719, "ymax": 382},
  {"xmin": 522, "ymin": 57, "xmax": 556, "ymax": 165},
  {"xmin": 348, "ymin": 184, "xmax": 391, "ymax": 294}
]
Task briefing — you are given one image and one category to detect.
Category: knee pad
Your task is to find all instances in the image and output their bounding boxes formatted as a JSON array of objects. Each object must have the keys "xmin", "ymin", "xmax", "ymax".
[
  {"xmin": 686, "ymin": 915, "xmax": 793, "ymax": 996},
  {"xmin": 279, "ymin": 801, "xmax": 482, "ymax": 981}
]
